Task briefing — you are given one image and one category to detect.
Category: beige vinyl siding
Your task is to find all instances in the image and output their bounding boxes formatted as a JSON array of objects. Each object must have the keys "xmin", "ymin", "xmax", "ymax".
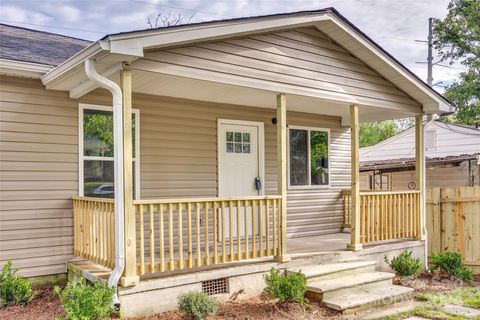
[
  {"xmin": 133, "ymin": 27, "xmax": 420, "ymax": 111},
  {"xmin": 0, "ymin": 75, "xmax": 78, "ymax": 277},
  {"xmin": 1, "ymin": 79, "xmax": 349, "ymax": 277},
  {"xmin": 80, "ymin": 90, "xmax": 350, "ymax": 239}
]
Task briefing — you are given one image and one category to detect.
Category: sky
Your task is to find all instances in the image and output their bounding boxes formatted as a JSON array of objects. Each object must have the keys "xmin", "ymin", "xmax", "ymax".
[{"xmin": 0, "ymin": 0, "xmax": 465, "ymax": 91}]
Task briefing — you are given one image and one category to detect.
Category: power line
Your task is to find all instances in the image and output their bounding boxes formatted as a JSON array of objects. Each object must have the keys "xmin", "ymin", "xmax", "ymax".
[
  {"xmin": 0, "ymin": 19, "xmax": 105, "ymax": 34},
  {"xmin": 126, "ymin": 0, "xmax": 233, "ymax": 18}
]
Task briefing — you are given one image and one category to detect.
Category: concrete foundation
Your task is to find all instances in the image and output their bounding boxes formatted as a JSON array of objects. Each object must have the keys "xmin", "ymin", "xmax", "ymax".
[{"xmin": 68, "ymin": 237, "xmax": 425, "ymax": 318}]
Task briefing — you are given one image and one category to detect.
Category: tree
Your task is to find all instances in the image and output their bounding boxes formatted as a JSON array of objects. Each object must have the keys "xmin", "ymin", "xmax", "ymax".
[
  {"xmin": 147, "ymin": 12, "xmax": 194, "ymax": 28},
  {"xmin": 359, "ymin": 121, "xmax": 398, "ymax": 147},
  {"xmin": 433, "ymin": 0, "xmax": 480, "ymax": 127}
]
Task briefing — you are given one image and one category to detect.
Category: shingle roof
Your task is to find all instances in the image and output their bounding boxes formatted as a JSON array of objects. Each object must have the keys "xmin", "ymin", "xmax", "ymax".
[{"xmin": 0, "ymin": 24, "xmax": 91, "ymax": 66}]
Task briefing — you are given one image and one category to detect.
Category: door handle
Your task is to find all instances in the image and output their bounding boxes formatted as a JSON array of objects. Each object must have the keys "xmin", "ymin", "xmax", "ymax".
[{"xmin": 255, "ymin": 177, "xmax": 262, "ymax": 191}]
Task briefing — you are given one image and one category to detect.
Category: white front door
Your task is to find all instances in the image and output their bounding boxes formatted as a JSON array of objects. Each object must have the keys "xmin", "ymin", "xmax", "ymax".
[{"xmin": 218, "ymin": 119, "xmax": 264, "ymax": 237}]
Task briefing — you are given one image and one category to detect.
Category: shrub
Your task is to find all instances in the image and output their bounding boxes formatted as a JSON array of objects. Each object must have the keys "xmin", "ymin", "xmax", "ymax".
[
  {"xmin": 263, "ymin": 268, "xmax": 307, "ymax": 305},
  {"xmin": 384, "ymin": 250, "xmax": 423, "ymax": 278},
  {"xmin": 429, "ymin": 252, "xmax": 473, "ymax": 283},
  {"xmin": 177, "ymin": 291, "xmax": 218, "ymax": 320},
  {"xmin": 0, "ymin": 260, "xmax": 36, "ymax": 306},
  {"xmin": 55, "ymin": 278, "xmax": 114, "ymax": 320}
]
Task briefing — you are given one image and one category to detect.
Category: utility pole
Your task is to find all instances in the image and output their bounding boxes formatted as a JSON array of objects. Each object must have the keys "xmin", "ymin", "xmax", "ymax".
[{"xmin": 427, "ymin": 17, "xmax": 433, "ymax": 86}]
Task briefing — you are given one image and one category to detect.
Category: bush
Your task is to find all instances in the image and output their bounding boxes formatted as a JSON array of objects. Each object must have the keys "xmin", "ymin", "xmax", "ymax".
[
  {"xmin": 263, "ymin": 268, "xmax": 307, "ymax": 305},
  {"xmin": 177, "ymin": 291, "xmax": 218, "ymax": 320},
  {"xmin": 0, "ymin": 260, "xmax": 36, "ymax": 306},
  {"xmin": 429, "ymin": 252, "xmax": 473, "ymax": 283},
  {"xmin": 55, "ymin": 278, "xmax": 114, "ymax": 320},
  {"xmin": 384, "ymin": 250, "xmax": 423, "ymax": 278}
]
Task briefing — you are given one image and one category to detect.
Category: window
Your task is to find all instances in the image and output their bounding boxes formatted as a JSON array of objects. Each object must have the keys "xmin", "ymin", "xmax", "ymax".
[
  {"xmin": 79, "ymin": 104, "xmax": 140, "ymax": 199},
  {"xmin": 226, "ymin": 131, "xmax": 250, "ymax": 153},
  {"xmin": 288, "ymin": 127, "xmax": 330, "ymax": 187},
  {"xmin": 425, "ymin": 130, "xmax": 436, "ymax": 151}
]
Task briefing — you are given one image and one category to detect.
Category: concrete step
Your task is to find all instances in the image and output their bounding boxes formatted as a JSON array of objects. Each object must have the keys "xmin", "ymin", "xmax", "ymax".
[
  {"xmin": 321, "ymin": 285, "xmax": 415, "ymax": 314},
  {"xmin": 287, "ymin": 260, "xmax": 376, "ymax": 281},
  {"xmin": 307, "ymin": 271, "xmax": 395, "ymax": 298}
]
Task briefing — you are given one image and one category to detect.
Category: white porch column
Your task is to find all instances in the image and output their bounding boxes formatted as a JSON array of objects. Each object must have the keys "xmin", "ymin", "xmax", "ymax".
[
  {"xmin": 347, "ymin": 104, "xmax": 362, "ymax": 251},
  {"xmin": 274, "ymin": 93, "xmax": 290, "ymax": 262},
  {"xmin": 120, "ymin": 67, "xmax": 139, "ymax": 286},
  {"xmin": 415, "ymin": 115, "xmax": 427, "ymax": 240}
]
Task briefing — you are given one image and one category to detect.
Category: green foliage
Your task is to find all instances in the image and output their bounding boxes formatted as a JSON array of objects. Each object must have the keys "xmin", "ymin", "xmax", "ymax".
[
  {"xmin": 384, "ymin": 250, "xmax": 423, "ymax": 278},
  {"xmin": 55, "ymin": 278, "xmax": 114, "ymax": 320},
  {"xmin": 429, "ymin": 252, "xmax": 473, "ymax": 283},
  {"xmin": 434, "ymin": 0, "xmax": 480, "ymax": 127},
  {"xmin": 359, "ymin": 121, "xmax": 398, "ymax": 147},
  {"xmin": 0, "ymin": 261, "xmax": 36, "ymax": 306},
  {"xmin": 263, "ymin": 268, "xmax": 307, "ymax": 305},
  {"xmin": 177, "ymin": 291, "xmax": 218, "ymax": 320}
]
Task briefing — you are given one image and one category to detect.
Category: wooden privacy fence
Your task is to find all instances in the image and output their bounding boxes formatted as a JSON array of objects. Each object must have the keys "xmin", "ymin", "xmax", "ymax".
[
  {"xmin": 133, "ymin": 195, "xmax": 283, "ymax": 275},
  {"xmin": 426, "ymin": 186, "xmax": 480, "ymax": 273},
  {"xmin": 343, "ymin": 190, "xmax": 421, "ymax": 243},
  {"xmin": 72, "ymin": 196, "xmax": 115, "ymax": 269}
]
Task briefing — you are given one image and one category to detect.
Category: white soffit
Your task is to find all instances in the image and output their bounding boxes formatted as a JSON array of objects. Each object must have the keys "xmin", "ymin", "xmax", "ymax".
[{"xmin": 0, "ymin": 59, "xmax": 52, "ymax": 79}]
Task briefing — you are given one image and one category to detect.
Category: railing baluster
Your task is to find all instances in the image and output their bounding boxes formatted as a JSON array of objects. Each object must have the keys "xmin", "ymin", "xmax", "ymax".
[
  {"xmin": 272, "ymin": 199, "xmax": 277, "ymax": 255},
  {"xmin": 178, "ymin": 203, "xmax": 183, "ymax": 270},
  {"xmin": 251, "ymin": 200, "xmax": 256, "ymax": 258},
  {"xmin": 213, "ymin": 201, "xmax": 218, "ymax": 265},
  {"xmin": 266, "ymin": 199, "xmax": 270, "ymax": 256},
  {"xmin": 187, "ymin": 202, "xmax": 193, "ymax": 269},
  {"xmin": 221, "ymin": 201, "xmax": 226, "ymax": 263},
  {"xmin": 138, "ymin": 204, "xmax": 145, "ymax": 274},
  {"xmin": 244, "ymin": 200, "xmax": 249, "ymax": 260},
  {"xmin": 229, "ymin": 200, "xmax": 234, "ymax": 262},
  {"xmin": 149, "ymin": 204, "xmax": 155, "ymax": 273},
  {"xmin": 236, "ymin": 200, "xmax": 241, "ymax": 261},
  {"xmin": 258, "ymin": 199, "xmax": 263, "ymax": 257},
  {"xmin": 196, "ymin": 203, "xmax": 201, "ymax": 267},
  {"xmin": 169, "ymin": 203, "xmax": 174, "ymax": 271},
  {"xmin": 204, "ymin": 202, "xmax": 209, "ymax": 266},
  {"xmin": 159, "ymin": 204, "xmax": 165, "ymax": 272}
]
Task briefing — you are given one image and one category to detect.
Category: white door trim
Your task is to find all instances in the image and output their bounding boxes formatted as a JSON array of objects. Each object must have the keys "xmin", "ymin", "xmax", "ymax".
[{"xmin": 217, "ymin": 118, "xmax": 265, "ymax": 197}]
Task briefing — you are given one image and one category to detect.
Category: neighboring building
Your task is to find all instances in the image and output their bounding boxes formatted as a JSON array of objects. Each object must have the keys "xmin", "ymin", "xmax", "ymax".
[
  {"xmin": 0, "ymin": 9, "xmax": 453, "ymax": 316},
  {"xmin": 360, "ymin": 121, "xmax": 480, "ymax": 190}
]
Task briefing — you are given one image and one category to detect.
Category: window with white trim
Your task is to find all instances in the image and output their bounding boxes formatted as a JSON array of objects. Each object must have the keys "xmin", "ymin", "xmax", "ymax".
[
  {"xmin": 79, "ymin": 104, "xmax": 140, "ymax": 199},
  {"xmin": 425, "ymin": 129, "xmax": 436, "ymax": 151},
  {"xmin": 288, "ymin": 127, "xmax": 330, "ymax": 187}
]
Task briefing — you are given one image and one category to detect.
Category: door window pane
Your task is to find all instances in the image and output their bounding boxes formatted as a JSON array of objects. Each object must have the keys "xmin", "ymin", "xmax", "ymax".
[
  {"xmin": 310, "ymin": 131, "xmax": 329, "ymax": 185},
  {"xmin": 289, "ymin": 129, "xmax": 308, "ymax": 185}
]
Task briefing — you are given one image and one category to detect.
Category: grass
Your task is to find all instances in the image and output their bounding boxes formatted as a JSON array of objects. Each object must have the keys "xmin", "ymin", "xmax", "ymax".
[{"xmin": 380, "ymin": 287, "xmax": 480, "ymax": 320}]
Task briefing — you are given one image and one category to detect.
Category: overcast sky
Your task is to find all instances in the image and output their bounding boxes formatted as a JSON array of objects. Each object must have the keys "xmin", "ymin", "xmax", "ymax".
[{"xmin": 0, "ymin": 0, "xmax": 465, "ymax": 91}]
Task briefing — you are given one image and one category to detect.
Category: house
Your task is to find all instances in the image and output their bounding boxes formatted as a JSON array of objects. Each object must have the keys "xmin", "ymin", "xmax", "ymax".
[
  {"xmin": 0, "ymin": 8, "xmax": 454, "ymax": 316},
  {"xmin": 360, "ymin": 121, "xmax": 480, "ymax": 190}
]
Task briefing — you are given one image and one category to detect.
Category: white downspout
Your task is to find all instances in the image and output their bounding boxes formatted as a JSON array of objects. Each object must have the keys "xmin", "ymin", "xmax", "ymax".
[{"xmin": 85, "ymin": 59, "xmax": 125, "ymax": 306}]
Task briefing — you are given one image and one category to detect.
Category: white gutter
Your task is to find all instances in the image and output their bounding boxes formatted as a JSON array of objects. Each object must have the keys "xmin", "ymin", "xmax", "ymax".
[
  {"xmin": 84, "ymin": 59, "xmax": 125, "ymax": 306},
  {"xmin": 0, "ymin": 59, "xmax": 52, "ymax": 78}
]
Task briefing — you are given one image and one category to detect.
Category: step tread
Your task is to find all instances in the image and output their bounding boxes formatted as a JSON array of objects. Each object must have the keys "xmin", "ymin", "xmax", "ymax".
[
  {"xmin": 287, "ymin": 260, "xmax": 376, "ymax": 278},
  {"xmin": 307, "ymin": 271, "xmax": 395, "ymax": 293},
  {"xmin": 321, "ymin": 285, "xmax": 414, "ymax": 311}
]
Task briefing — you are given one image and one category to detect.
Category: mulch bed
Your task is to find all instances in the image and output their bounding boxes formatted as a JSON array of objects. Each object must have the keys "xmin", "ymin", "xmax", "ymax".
[
  {"xmin": 128, "ymin": 295, "xmax": 343, "ymax": 320},
  {"xmin": 0, "ymin": 287, "xmax": 342, "ymax": 320},
  {"xmin": 0, "ymin": 286, "xmax": 65, "ymax": 320},
  {"xmin": 395, "ymin": 271, "xmax": 480, "ymax": 292}
]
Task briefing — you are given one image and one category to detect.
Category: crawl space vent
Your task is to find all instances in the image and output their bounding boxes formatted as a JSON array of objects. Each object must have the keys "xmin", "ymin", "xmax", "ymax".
[{"xmin": 202, "ymin": 278, "xmax": 227, "ymax": 295}]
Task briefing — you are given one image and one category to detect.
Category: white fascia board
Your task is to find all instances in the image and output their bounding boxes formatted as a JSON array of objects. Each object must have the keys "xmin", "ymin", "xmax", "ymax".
[
  {"xmin": 323, "ymin": 13, "xmax": 453, "ymax": 114},
  {"xmin": 0, "ymin": 59, "xmax": 52, "ymax": 78},
  {"xmin": 41, "ymin": 41, "xmax": 107, "ymax": 87},
  {"xmin": 107, "ymin": 14, "xmax": 330, "ymax": 55}
]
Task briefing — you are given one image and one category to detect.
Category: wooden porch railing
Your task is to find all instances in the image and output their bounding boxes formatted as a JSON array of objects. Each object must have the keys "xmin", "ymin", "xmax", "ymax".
[
  {"xmin": 72, "ymin": 196, "xmax": 115, "ymax": 269},
  {"xmin": 342, "ymin": 190, "xmax": 421, "ymax": 243},
  {"xmin": 133, "ymin": 196, "xmax": 282, "ymax": 275}
]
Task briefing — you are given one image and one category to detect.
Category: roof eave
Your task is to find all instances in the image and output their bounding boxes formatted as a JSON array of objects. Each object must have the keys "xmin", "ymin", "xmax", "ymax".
[{"xmin": 0, "ymin": 59, "xmax": 53, "ymax": 79}]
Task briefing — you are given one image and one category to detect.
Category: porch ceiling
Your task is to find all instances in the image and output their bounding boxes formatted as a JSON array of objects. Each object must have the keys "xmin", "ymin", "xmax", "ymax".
[{"xmin": 115, "ymin": 69, "xmax": 419, "ymax": 125}]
